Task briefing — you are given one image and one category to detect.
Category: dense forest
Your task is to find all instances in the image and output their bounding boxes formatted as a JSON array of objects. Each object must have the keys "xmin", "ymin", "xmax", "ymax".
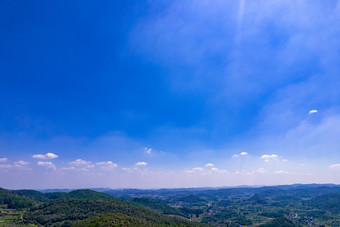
[{"xmin": 0, "ymin": 184, "xmax": 340, "ymax": 226}]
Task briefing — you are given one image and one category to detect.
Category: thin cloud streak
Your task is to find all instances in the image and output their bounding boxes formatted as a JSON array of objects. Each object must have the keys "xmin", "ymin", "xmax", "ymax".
[{"xmin": 309, "ymin": 110, "xmax": 318, "ymax": 114}]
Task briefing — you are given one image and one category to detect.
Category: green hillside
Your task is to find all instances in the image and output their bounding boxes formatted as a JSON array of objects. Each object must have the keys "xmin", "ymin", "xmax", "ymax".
[
  {"xmin": 259, "ymin": 217, "xmax": 300, "ymax": 227},
  {"xmin": 131, "ymin": 197, "xmax": 187, "ymax": 217},
  {"xmin": 311, "ymin": 190, "xmax": 340, "ymax": 212},
  {"xmin": 74, "ymin": 212, "xmax": 204, "ymax": 227},
  {"xmin": 64, "ymin": 189, "xmax": 115, "ymax": 200},
  {"xmin": 0, "ymin": 188, "xmax": 35, "ymax": 209},
  {"xmin": 10, "ymin": 189, "xmax": 113, "ymax": 203},
  {"xmin": 247, "ymin": 193, "xmax": 267, "ymax": 204},
  {"xmin": 12, "ymin": 189, "xmax": 49, "ymax": 202},
  {"xmin": 22, "ymin": 197, "xmax": 204, "ymax": 226},
  {"xmin": 44, "ymin": 192, "xmax": 68, "ymax": 200},
  {"xmin": 74, "ymin": 213, "xmax": 149, "ymax": 226}
]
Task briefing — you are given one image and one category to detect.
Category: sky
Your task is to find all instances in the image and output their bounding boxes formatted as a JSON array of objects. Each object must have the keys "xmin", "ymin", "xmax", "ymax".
[{"xmin": 1, "ymin": 0, "xmax": 340, "ymax": 189}]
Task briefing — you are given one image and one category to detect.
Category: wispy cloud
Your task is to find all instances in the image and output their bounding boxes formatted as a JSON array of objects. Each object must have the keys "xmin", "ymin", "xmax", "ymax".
[
  {"xmin": 135, "ymin": 161, "xmax": 147, "ymax": 166},
  {"xmin": 0, "ymin": 158, "xmax": 8, "ymax": 162},
  {"xmin": 236, "ymin": 0, "xmax": 245, "ymax": 42},
  {"xmin": 329, "ymin": 164, "xmax": 340, "ymax": 169},
  {"xmin": 96, "ymin": 161, "xmax": 118, "ymax": 171},
  {"xmin": 70, "ymin": 159, "xmax": 91, "ymax": 166},
  {"xmin": 205, "ymin": 163, "xmax": 214, "ymax": 167},
  {"xmin": 144, "ymin": 148, "xmax": 152, "ymax": 154},
  {"xmin": 261, "ymin": 154, "xmax": 278, "ymax": 162},
  {"xmin": 82, "ymin": 165, "xmax": 95, "ymax": 171},
  {"xmin": 14, "ymin": 160, "xmax": 29, "ymax": 165},
  {"xmin": 13, "ymin": 163, "xmax": 31, "ymax": 171},
  {"xmin": 33, "ymin": 153, "xmax": 58, "ymax": 159},
  {"xmin": 232, "ymin": 152, "xmax": 248, "ymax": 157},
  {"xmin": 274, "ymin": 170, "xmax": 289, "ymax": 174},
  {"xmin": 37, "ymin": 161, "xmax": 56, "ymax": 170}
]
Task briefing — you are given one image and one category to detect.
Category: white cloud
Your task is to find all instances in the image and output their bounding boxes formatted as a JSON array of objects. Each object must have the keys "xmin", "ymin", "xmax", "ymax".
[
  {"xmin": 232, "ymin": 152, "xmax": 247, "ymax": 157},
  {"xmin": 97, "ymin": 161, "xmax": 118, "ymax": 170},
  {"xmin": 33, "ymin": 153, "xmax": 58, "ymax": 159},
  {"xmin": 281, "ymin": 159, "xmax": 288, "ymax": 162},
  {"xmin": 144, "ymin": 148, "xmax": 152, "ymax": 154},
  {"xmin": 205, "ymin": 163, "xmax": 214, "ymax": 167},
  {"xmin": 0, "ymin": 164, "xmax": 11, "ymax": 168},
  {"xmin": 61, "ymin": 160, "xmax": 111, "ymax": 171},
  {"xmin": 70, "ymin": 159, "xmax": 91, "ymax": 166},
  {"xmin": 261, "ymin": 154, "xmax": 278, "ymax": 162},
  {"xmin": 135, "ymin": 161, "xmax": 148, "ymax": 166},
  {"xmin": 0, "ymin": 158, "xmax": 8, "ymax": 162},
  {"xmin": 97, "ymin": 161, "xmax": 112, "ymax": 165},
  {"xmin": 274, "ymin": 170, "xmax": 289, "ymax": 174},
  {"xmin": 82, "ymin": 165, "xmax": 95, "ymax": 171},
  {"xmin": 13, "ymin": 163, "xmax": 31, "ymax": 171},
  {"xmin": 329, "ymin": 164, "xmax": 340, "ymax": 169},
  {"xmin": 14, "ymin": 160, "xmax": 29, "ymax": 165},
  {"xmin": 308, "ymin": 109, "xmax": 318, "ymax": 114},
  {"xmin": 185, "ymin": 166, "xmax": 228, "ymax": 174},
  {"xmin": 37, "ymin": 161, "xmax": 56, "ymax": 170},
  {"xmin": 261, "ymin": 154, "xmax": 278, "ymax": 159}
]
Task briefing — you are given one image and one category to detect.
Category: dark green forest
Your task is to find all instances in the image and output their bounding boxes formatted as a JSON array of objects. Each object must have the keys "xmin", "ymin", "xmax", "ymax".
[{"xmin": 0, "ymin": 184, "xmax": 340, "ymax": 226}]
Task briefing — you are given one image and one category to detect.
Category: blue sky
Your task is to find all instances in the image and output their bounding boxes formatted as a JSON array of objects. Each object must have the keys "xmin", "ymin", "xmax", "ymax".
[{"xmin": 1, "ymin": 0, "xmax": 340, "ymax": 189}]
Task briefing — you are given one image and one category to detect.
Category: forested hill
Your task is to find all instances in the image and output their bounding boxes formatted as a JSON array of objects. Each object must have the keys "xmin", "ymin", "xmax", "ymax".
[
  {"xmin": 1, "ymin": 188, "xmax": 205, "ymax": 226},
  {"xmin": 74, "ymin": 213, "xmax": 151, "ymax": 226},
  {"xmin": 63, "ymin": 189, "xmax": 115, "ymax": 200},
  {"xmin": 131, "ymin": 197, "xmax": 188, "ymax": 217},
  {"xmin": 22, "ymin": 197, "xmax": 204, "ymax": 226},
  {"xmin": 0, "ymin": 188, "xmax": 35, "ymax": 209},
  {"xmin": 311, "ymin": 190, "xmax": 340, "ymax": 212},
  {"xmin": 12, "ymin": 188, "xmax": 113, "ymax": 201},
  {"xmin": 12, "ymin": 189, "xmax": 49, "ymax": 202},
  {"xmin": 258, "ymin": 217, "xmax": 300, "ymax": 227}
]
